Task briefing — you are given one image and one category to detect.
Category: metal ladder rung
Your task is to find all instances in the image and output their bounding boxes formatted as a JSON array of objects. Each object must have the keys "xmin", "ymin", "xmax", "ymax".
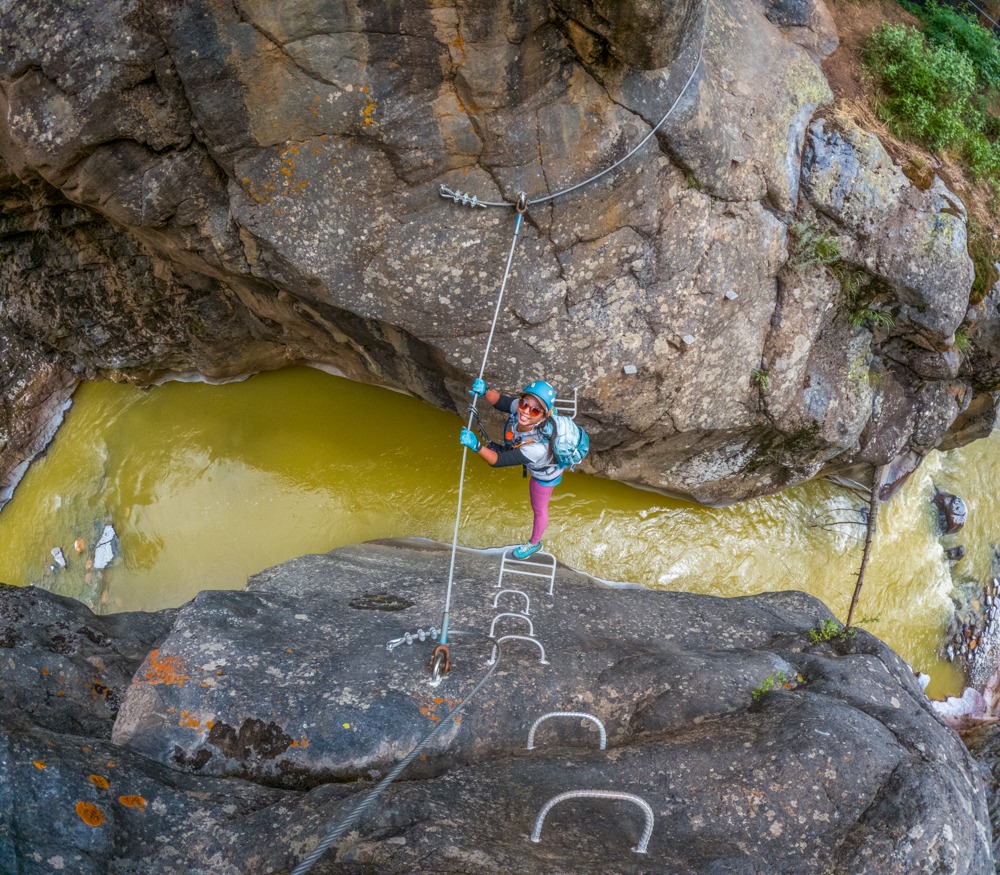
[
  {"xmin": 553, "ymin": 387, "xmax": 579, "ymax": 419},
  {"xmin": 501, "ymin": 568, "xmax": 555, "ymax": 580},
  {"xmin": 498, "ymin": 550, "xmax": 557, "ymax": 595},
  {"xmin": 493, "ymin": 588, "xmax": 530, "ymax": 614},
  {"xmin": 530, "ymin": 790, "xmax": 654, "ymax": 854}
]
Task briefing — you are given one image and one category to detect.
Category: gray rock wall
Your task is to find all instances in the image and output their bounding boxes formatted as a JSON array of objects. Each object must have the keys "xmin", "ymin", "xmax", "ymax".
[
  {"xmin": 1, "ymin": 542, "xmax": 994, "ymax": 873},
  {"xmin": 0, "ymin": 0, "xmax": 996, "ymax": 504}
]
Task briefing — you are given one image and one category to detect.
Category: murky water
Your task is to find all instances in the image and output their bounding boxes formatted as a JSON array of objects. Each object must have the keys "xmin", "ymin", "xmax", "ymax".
[{"xmin": 1, "ymin": 366, "xmax": 994, "ymax": 698}]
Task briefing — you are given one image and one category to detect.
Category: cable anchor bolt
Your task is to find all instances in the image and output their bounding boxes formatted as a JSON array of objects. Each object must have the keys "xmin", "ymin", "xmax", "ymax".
[
  {"xmin": 429, "ymin": 643, "xmax": 452, "ymax": 686},
  {"xmin": 516, "ymin": 191, "xmax": 528, "ymax": 214}
]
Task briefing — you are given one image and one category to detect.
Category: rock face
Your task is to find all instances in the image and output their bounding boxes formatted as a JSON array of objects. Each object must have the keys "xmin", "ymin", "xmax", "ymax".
[
  {"xmin": 0, "ymin": 0, "xmax": 996, "ymax": 505},
  {"xmin": 1, "ymin": 541, "xmax": 993, "ymax": 873},
  {"xmin": 934, "ymin": 490, "xmax": 968, "ymax": 535}
]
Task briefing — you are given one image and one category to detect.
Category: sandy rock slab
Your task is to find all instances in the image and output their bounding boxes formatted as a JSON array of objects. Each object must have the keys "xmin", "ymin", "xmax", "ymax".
[{"xmin": 1, "ymin": 541, "xmax": 993, "ymax": 873}]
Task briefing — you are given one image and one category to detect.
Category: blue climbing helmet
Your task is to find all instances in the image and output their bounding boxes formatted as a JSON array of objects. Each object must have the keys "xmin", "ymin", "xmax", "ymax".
[{"xmin": 520, "ymin": 380, "xmax": 556, "ymax": 413}]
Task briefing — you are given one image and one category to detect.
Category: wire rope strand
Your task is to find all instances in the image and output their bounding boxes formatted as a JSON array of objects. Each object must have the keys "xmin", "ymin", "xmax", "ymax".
[
  {"xmin": 440, "ymin": 211, "xmax": 523, "ymax": 644},
  {"xmin": 439, "ymin": 6, "xmax": 708, "ymax": 210},
  {"xmin": 290, "ymin": 636, "xmax": 502, "ymax": 875}
]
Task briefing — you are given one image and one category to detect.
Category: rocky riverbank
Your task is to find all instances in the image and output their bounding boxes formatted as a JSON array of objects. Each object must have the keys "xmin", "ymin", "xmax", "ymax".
[{"xmin": 0, "ymin": 540, "xmax": 992, "ymax": 873}]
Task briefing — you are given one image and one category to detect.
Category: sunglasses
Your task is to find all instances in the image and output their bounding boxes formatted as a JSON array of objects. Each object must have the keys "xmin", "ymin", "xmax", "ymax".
[{"xmin": 518, "ymin": 398, "xmax": 544, "ymax": 416}]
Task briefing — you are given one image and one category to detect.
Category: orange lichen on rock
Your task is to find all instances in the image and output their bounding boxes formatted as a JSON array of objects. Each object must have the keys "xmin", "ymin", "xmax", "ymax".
[
  {"xmin": 75, "ymin": 801, "xmax": 106, "ymax": 827},
  {"xmin": 179, "ymin": 712, "xmax": 215, "ymax": 734},
  {"xmin": 413, "ymin": 694, "xmax": 461, "ymax": 724},
  {"xmin": 119, "ymin": 795, "xmax": 146, "ymax": 810},
  {"xmin": 32, "ymin": 761, "xmax": 46, "ymax": 769},
  {"xmin": 88, "ymin": 774, "xmax": 109, "ymax": 789},
  {"xmin": 140, "ymin": 649, "xmax": 190, "ymax": 687}
]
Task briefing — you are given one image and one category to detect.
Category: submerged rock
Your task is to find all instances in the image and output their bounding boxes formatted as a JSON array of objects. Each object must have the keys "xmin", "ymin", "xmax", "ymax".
[
  {"xmin": 935, "ymin": 490, "xmax": 969, "ymax": 535},
  {"xmin": 93, "ymin": 525, "xmax": 118, "ymax": 570},
  {"xmin": 3, "ymin": 541, "xmax": 988, "ymax": 873}
]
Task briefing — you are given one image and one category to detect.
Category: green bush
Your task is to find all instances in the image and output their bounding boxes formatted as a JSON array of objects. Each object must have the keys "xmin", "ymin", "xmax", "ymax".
[
  {"xmin": 864, "ymin": 23, "xmax": 978, "ymax": 151},
  {"xmin": 904, "ymin": 1, "xmax": 1000, "ymax": 88}
]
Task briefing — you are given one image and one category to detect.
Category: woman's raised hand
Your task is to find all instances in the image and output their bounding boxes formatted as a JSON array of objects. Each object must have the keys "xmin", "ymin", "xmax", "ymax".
[{"xmin": 459, "ymin": 428, "xmax": 481, "ymax": 452}]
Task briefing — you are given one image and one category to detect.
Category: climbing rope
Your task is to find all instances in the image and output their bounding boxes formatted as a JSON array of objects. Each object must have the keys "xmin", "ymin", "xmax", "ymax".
[
  {"xmin": 437, "ymin": 199, "xmax": 527, "ymax": 659},
  {"xmin": 440, "ymin": 8, "xmax": 708, "ymax": 211},
  {"xmin": 291, "ymin": 633, "xmax": 503, "ymax": 874},
  {"xmin": 433, "ymin": 11, "xmax": 708, "ymax": 670}
]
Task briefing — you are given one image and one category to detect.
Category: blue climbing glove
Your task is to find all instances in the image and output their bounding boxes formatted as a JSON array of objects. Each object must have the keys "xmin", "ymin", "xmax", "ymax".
[
  {"xmin": 459, "ymin": 428, "xmax": 481, "ymax": 452},
  {"xmin": 469, "ymin": 378, "xmax": 487, "ymax": 398}
]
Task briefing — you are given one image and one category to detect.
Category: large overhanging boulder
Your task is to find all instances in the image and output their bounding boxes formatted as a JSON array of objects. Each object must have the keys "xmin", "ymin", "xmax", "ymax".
[{"xmin": 0, "ymin": 0, "xmax": 993, "ymax": 504}]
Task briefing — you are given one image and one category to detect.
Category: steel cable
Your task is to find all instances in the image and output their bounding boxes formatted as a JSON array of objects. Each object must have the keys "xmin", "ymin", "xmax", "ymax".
[
  {"xmin": 290, "ymin": 634, "xmax": 502, "ymax": 874},
  {"xmin": 440, "ymin": 5, "xmax": 709, "ymax": 210}
]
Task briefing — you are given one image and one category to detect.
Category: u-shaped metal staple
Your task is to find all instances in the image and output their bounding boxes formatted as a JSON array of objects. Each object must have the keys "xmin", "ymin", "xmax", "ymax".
[
  {"xmin": 489, "ymin": 612, "xmax": 534, "ymax": 638},
  {"xmin": 526, "ymin": 711, "xmax": 606, "ymax": 750},
  {"xmin": 492, "ymin": 588, "xmax": 530, "ymax": 615},
  {"xmin": 487, "ymin": 635, "xmax": 548, "ymax": 665},
  {"xmin": 530, "ymin": 790, "xmax": 654, "ymax": 854}
]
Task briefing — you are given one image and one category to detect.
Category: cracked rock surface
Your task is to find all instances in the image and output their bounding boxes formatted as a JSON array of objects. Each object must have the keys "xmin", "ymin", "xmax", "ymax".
[
  {"xmin": 0, "ymin": 0, "xmax": 996, "ymax": 505},
  {"xmin": 1, "ymin": 541, "xmax": 993, "ymax": 872}
]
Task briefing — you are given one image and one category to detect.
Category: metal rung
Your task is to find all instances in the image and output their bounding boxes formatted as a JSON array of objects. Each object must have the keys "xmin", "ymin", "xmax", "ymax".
[
  {"xmin": 489, "ymin": 612, "xmax": 534, "ymax": 638},
  {"xmin": 553, "ymin": 387, "xmax": 579, "ymax": 419},
  {"xmin": 498, "ymin": 550, "xmax": 556, "ymax": 596},
  {"xmin": 527, "ymin": 711, "xmax": 607, "ymax": 750},
  {"xmin": 493, "ymin": 588, "xmax": 530, "ymax": 614},
  {"xmin": 530, "ymin": 790, "xmax": 654, "ymax": 854},
  {"xmin": 487, "ymin": 634, "xmax": 548, "ymax": 665},
  {"xmin": 502, "ymin": 568, "xmax": 554, "ymax": 580}
]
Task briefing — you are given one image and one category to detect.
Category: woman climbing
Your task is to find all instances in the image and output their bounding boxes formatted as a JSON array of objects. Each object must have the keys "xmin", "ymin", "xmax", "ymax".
[{"xmin": 459, "ymin": 378, "xmax": 561, "ymax": 559}]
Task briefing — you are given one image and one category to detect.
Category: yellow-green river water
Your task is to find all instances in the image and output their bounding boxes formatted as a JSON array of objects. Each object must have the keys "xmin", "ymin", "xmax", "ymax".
[{"xmin": 2, "ymin": 366, "xmax": 996, "ymax": 699}]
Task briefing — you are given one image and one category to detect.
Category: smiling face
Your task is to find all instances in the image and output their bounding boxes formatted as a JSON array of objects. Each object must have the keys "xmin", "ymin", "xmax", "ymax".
[{"xmin": 517, "ymin": 394, "xmax": 547, "ymax": 429}]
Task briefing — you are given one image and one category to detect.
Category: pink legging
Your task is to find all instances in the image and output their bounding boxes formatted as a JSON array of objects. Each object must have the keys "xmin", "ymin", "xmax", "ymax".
[{"xmin": 528, "ymin": 477, "xmax": 557, "ymax": 543}]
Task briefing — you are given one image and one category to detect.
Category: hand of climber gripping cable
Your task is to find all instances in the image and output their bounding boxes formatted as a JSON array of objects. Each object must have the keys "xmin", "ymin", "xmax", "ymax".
[
  {"xmin": 459, "ymin": 428, "xmax": 481, "ymax": 452},
  {"xmin": 469, "ymin": 378, "xmax": 487, "ymax": 398}
]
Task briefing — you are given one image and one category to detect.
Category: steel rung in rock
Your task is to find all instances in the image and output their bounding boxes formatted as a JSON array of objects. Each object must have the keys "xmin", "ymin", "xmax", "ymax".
[
  {"xmin": 530, "ymin": 790, "xmax": 654, "ymax": 854},
  {"xmin": 527, "ymin": 711, "xmax": 607, "ymax": 750}
]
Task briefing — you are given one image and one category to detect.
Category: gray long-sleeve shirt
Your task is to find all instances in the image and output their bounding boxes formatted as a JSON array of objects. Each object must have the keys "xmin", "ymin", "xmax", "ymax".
[{"xmin": 490, "ymin": 394, "xmax": 562, "ymax": 484}]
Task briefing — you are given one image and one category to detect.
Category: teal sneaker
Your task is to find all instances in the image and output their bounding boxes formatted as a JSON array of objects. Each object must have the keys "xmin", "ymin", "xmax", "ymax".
[{"xmin": 512, "ymin": 540, "xmax": 542, "ymax": 560}]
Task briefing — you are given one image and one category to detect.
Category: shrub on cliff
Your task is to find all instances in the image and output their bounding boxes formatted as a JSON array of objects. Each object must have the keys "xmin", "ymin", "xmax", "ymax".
[
  {"xmin": 864, "ymin": 23, "xmax": 978, "ymax": 150},
  {"xmin": 863, "ymin": 16, "xmax": 1000, "ymax": 184},
  {"xmin": 905, "ymin": 0, "xmax": 1000, "ymax": 88}
]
